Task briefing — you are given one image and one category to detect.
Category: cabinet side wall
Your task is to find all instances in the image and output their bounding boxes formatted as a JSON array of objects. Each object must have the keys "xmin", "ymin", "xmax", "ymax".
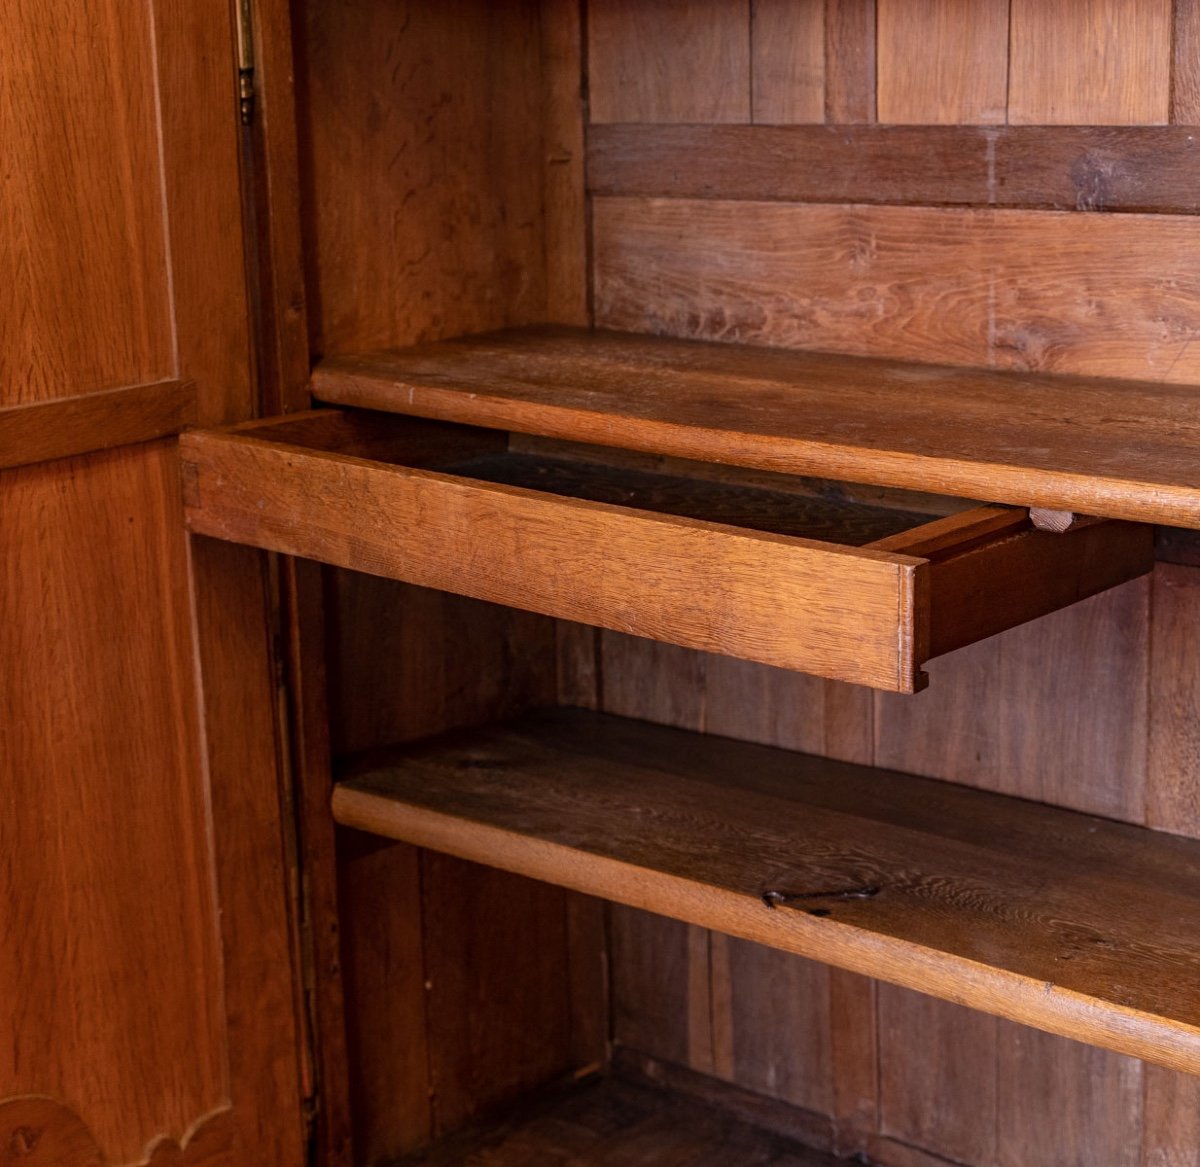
[{"xmin": 293, "ymin": 3, "xmax": 594, "ymax": 1162}]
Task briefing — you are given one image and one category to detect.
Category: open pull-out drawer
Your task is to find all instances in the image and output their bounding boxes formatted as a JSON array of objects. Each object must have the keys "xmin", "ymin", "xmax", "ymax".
[{"xmin": 180, "ymin": 408, "xmax": 1152, "ymax": 692}]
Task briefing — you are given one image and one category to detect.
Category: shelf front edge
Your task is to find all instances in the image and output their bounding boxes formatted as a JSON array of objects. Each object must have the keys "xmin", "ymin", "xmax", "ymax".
[{"xmin": 331, "ymin": 780, "xmax": 1200, "ymax": 1077}]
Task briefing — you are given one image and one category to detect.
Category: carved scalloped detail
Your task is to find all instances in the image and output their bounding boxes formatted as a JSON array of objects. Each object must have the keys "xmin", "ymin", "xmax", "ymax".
[{"xmin": 0, "ymin": 1097, "xmax": 232, "ymax": 1167}]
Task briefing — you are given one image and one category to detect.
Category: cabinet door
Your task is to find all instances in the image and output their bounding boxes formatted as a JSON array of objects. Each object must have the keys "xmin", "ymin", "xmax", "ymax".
[{"xmin": 0, "ymin": 1, "xmax": 305, "ymax": 1164}]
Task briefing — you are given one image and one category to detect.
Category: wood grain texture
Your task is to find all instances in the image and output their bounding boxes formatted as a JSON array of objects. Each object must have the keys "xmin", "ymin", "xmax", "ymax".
[
  {"xmin": 399, "ymin": 1075, "xmax": 843, "ymax": 1167},
  {"xmin": 876, "ymin": 578, "xmax": 1149, "ymax": 820},
  {"xmin": 337, "ymin": 832, "xmax": 429, "ymax": 1163},
  {"xmin": 186, "ymin": 539, "xmax": 308, "ymax": 1167},
  {"xmin": 180, "ymin": 419, "xmax": 929, "ymax": 690},
  {"xmin": 0, "ymin": 381, "xmax": 195, "ymax": 471},
  {"xmin": 0, "ymin": 1100, "xmax": 232, "ymax": 1167},
  {"xmin": 1175, "ymin": 0, "xmax": 1200, "ymax": 125},
  {"xmin": 993, "ymin": 1024, "xmax": 1141, "ymax": 1167},
  {"xmin": 1008, "ymin": 0, "xmax": 1172, "ymax": 125},
  {"xmin": 1148, "ymin": 564, "xmax": 1200, "ymax": 837},
  {"xmin": 276, "ymin": 558, "xmax": 354, "ymax": 1167},
  {"xmin": 751, "ymin": 0, "xmax": 825, "ymax": 124},
  {"xmin": 1143, "ymin": 1064, "xmax": 1200, "ymax": 1167},
  {"xmin": 333, "ymin": 707, "xmax": 1200, "ymax": 1074},
  {"xmin": 587, "ymin": 124, "xmax": 1200, "ymax": 213},
  {"xmin": 587, "ymin": 0, "xmax": 751, "ymax": 124},
  {"xmin": 824, "ymin": 0, "xmax": 875, "ymax": 122},
  {"xmin": 313, "ymin": 328, "xmax": 1200, "ymax": 527},
  {"xmin": 237, "ymin": 0, "xmax": 312, "ymax": 415},
  {"xmin": 153, "ymin": 0, "xmax": 253, "ymax": 426},
  {"xmin": 0, "ymin": 0, "xmax": 173, "ymax": 405},
  {"xmin": 877, "ymin": 990, "xmax": 997, "ymax": 1167},
  {"xmin": 877, "ymin": 0, "xmax": 1008, "ymax": 125},
  {"xmin": 422, "ymin": 854, "xmax": 574, "ymax": 1136},
  {"xmin": 297, "ymin": 0, "xmax": 549, "ymax": 354},
  {"xmin": 326, "ymin": 578, "xmax": 559, "ymax": 1162},
  {"xmin": 602, "ymin": 634, "xmax": 705, "ymax": 1072},
  {"xmin": 540, "ymin": 0, "xmax": 588, "ymax": 326},
  {"xmin": 1, "ymin": 445, "xmax": 225, "ymax": 1164},
  {"xmin": 593, "ymin": 199, "xmax": 1200, "ymax": 388}
]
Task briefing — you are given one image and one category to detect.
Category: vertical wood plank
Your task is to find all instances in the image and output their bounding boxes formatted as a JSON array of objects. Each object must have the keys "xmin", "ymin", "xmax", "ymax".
[
  {"xmin": 751, "ymin": 0, "xmax": 826, "ymax": 124},
  {"xmin": 610, "ymin": 907, "xmax": 693, "ymax": 1067},
  {"xmin": 602, "ymin": 633, "xmax": 706, "ymax": 1071},
  {"xmin": 1009, "ymin": 0, "xmax": 1171, "ymax": 125},
  {"xmin": 155, "ymin": 0, "xmax": 254, "ymax": 426},
  {"xmin": 876, "ymin": 0, "xmax": 1009, "ymax": 125},
  {"xmin": 188, "ymin": 539, "xmax": 307, "ymax": 1167},
  {"xmin": 1147, "ymin": 564, "xmax": 1200, "ymax": 837},
  {"xmin": 877, "ymin": 989, "xmax": 997, "ymax": 1167},
  {"xmin": 588, "ymin": 0, "xmax": 752, "ymax": 123},
  {"xmin": 994, "ymin": 1026, "xmax": 1141, "ymax": 1167},
  {"xmin": 540, "ymin": 0, "xmax": 589, "ymax": 326},
  {"xmin": 1143, "ymin": 562, "xmax": 1200, "ymax": 1163},
  {"xmin": 876, "ymin": 578, "xmax": 1150, "ymax": 820},
  {"xmin": 1174, "ymin": 0, "xmax": 1200, "ymax": 124},
  {"xmin": 824, "ymin": 0, "xmax": 876, "ymax": 123},
  {"xmin": 828, "ymin": 971, "xmax": 878, "ymax": 1156},
  {"xmin": 423, "ymin": 855, "xmax": 574, "ymax": 1136},
  {"xmin": 300, "ymin": 0, "xmax": 550, "ymax": 355},
  {"xmin": 337, "ymin": 834, "xmax": 430, "ymax": 1163},
  {"xmin": 566, "ymin": 894, "xmax": 610, "ymax": 1070},
  {"xmin": 1143, "ymin": 1066, "xmax": 1200, "ymax": 1167},
  {"xmin": 0, "ymin": 445, "xmax": 225, "ymax": 1164}
]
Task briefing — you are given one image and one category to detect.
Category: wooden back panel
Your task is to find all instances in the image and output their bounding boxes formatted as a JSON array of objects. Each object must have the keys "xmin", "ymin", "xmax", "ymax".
[{"xmin": 583, "ymin": 2, "xmax": 1200, "ymax": 1165}]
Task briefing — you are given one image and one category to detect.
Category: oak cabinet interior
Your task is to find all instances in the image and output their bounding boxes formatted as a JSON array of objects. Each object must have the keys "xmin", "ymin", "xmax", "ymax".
[{"xmin": 195, "ymin": 2, "xmax": 1200, "ymax": 1164}]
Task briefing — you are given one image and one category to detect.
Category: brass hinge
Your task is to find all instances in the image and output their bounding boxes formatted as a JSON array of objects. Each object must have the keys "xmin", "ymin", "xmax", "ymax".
[{"xmin": 234, "ymin": 0, "xmax": 256, "ymax": 125}]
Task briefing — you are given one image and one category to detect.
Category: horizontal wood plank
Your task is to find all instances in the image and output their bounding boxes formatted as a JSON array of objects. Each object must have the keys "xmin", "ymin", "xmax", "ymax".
[
  {"xmin": 587, "ymin": 125, "xmax": 1200, "ymax": 212},
  {"xmin": 180, "ymin": 418, "xmax": 925, "ymax": 690},
  {"xmin": 0, "ymin": 380, "xmax": 195, "ymax": 470},
  {"xmin": 333, "ymin": 708, "xmax": 1200, "ymax": 1076},
  {"xmin": 593, "ymin": 198, "xmax": 1200, "ymax": 384},
  {"xmin": 311, "ymin": 328, "xmax": 1200, "ymax": 527}
]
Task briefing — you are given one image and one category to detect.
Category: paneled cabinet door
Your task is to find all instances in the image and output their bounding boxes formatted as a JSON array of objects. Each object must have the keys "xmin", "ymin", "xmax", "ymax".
[{"xmin": 0, "ymin": 1, "xmax": 305, "ymax": 1165}]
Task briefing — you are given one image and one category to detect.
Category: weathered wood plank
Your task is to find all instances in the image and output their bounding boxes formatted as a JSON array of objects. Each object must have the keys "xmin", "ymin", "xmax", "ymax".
[
  {"xmin": 587, "ymin": 124, "xmax": 1200, "ymax": 212},
  {"xmin": 333, "ymin": 707, "xmax": 1200, "ymax": 1075}
]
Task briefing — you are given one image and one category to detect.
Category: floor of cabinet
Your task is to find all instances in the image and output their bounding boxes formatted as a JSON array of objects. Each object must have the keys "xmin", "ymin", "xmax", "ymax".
[{"xmin": 397, "ymin": 1074, "xmax": 846, "ymax": 1167}]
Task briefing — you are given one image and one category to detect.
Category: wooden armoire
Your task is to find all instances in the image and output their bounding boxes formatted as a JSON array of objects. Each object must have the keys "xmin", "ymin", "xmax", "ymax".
[{"xmin": 7, "ymin": 2, "xmax": 1200, "ymax": 1165}]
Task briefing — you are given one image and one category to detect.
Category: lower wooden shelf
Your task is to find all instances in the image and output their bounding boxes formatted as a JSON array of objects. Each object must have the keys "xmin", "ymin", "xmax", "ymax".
[
  {"xmin": 333, "ymin": 708, "xmax": 1200, "ymax": 1075},
  {"xmin": 396, "ymin": 1072, "xmax": 843, "ymax": 1167}
]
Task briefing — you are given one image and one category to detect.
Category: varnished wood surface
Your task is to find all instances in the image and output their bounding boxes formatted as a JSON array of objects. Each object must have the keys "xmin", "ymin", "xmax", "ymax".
[
  {"xmin": 587, "ymin": 124, "xmax": 1200, "ymax": 213},
  {"xmin": 180, "ymin": 415, "xmax": 930, "ymax": 690},
  {"xmin": 313, "ymin": 327, "xmax": 1200, "ymax": 526},
  {"xmin": 876, "ymin": 0, "xmax": 1008, "ymax": 124},
  {"xmin": 333, "ymin": 707, "xmax": 1200, "ymax": 1076},
  {"xmin": 186, "ymin": 540, "xmax": 308, "ymax": 1167},
  {"xmin": 0, "ymin": 1098, "xmax": 232, "ymax": 1167},
  {"xmin": 0, "ymin": 381, "xmax": 195, "ymax": 471},
  {"xmin": 2, "ymin": 445, "xmax": 227, "ymax": 1162},
  {"xmin": 399, "ymin": 1074, "xmax": 844, "ymax": 1167}
]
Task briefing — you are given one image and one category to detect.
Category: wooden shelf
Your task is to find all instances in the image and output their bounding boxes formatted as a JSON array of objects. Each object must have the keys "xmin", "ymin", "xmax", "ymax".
[
  {"xmin": 333, "ymin": 708, "xmax": 1200, "ymax": 1075},
  {"xmin": 311, "ymin": 325, "xmax": 1200, "ymax": 528},
  {"xmin": 398, "ymin": 1072, "xmax": 845, "ymax": 1167}
]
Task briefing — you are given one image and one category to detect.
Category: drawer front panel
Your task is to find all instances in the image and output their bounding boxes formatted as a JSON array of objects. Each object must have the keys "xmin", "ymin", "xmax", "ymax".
[{"xmin": 181, "ymin": 429, "xmax": 927, "ymax": 690}]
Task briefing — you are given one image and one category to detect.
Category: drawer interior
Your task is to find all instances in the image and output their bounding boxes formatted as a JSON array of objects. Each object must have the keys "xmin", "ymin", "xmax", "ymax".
[{"xmin": 227, "ymin": 407, "xmax": 976, "ymax": 545}]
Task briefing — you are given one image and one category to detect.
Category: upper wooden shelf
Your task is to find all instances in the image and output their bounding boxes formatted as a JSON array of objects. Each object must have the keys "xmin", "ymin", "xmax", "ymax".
[
  {"xmin": 334, "ymin": 708, "xmax": 1200, "ymax": 1078},
  {"xmin": 312, "ymin": 326, "xmax": 1200, "ymax": 529}
]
